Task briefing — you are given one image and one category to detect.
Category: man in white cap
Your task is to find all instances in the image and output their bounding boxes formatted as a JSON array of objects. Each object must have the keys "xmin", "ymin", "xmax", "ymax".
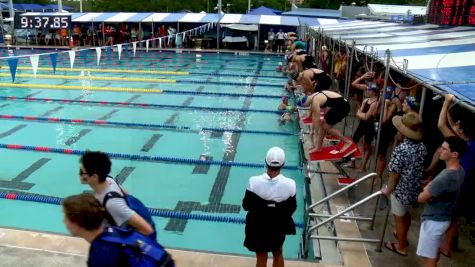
[{"xmin": 242, "ymin": 147, "xmax": 297, "ymax": 267}]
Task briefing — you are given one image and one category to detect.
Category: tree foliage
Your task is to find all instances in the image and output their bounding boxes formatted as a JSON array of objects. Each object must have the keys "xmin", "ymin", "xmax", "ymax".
[{"xmin": 62, "ymin": 0, "xmax": 428, "ymax": 13}]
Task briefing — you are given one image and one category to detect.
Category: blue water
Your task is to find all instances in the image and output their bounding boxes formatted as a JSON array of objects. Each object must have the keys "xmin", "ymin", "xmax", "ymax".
[{"xmin": 0, "ymin": 48, "xmax": 305, "ymax": 259}]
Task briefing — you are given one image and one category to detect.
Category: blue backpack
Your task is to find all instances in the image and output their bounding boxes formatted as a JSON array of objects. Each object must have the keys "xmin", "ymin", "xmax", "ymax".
[
  {"xmin": 103, "ymin": 189, "xmax": 157, "ymax": 237},
  {"xmin": 99, "ymin": 227, "xmax": 174, "ymax": 267}
]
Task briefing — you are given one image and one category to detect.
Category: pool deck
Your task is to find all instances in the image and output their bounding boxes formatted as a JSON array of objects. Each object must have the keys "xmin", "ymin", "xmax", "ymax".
[{"xmin": 0, "ymin": 227, "xmax": 337, "ymax": 267}]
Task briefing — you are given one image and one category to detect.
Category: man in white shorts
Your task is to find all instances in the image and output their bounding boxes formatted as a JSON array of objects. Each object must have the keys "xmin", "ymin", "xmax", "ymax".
[{"xmin": 417, "ymin": 136, "xmax": 466, "ymax": 267}]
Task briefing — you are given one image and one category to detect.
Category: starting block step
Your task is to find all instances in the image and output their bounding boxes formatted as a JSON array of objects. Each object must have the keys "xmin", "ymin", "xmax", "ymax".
[
  {"xmin": 337, "ymin": 177, "xmax": 357, "ymax": 185},
  {"xmin": 309, "ymin": 140, "xmax": 361, "ymax": 161}
]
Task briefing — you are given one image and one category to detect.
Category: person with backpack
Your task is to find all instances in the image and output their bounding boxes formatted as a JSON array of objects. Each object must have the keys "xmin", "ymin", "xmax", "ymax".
[
  {"xmin": 62, "ymin": 193, "xmax": 174, "ymax": 267},
  {"xmin": 79, "ymin": 151, "xmax": 156, "ymax": 239}
]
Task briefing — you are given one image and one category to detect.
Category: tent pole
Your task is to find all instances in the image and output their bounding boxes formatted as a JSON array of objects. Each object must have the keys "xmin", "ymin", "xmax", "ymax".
[
  {"xmin": 92, "ymin": 19, "xmax": 95, "ymax": 47},
  {"xmin": 256, "ymin": 24, "xmax": 260, "ymax": 51},
  {"xmin": 217, "ymin": 23, "xmax": 220, "ymax": 51},
  {"xmin": 151, "ymin": 18, "xmax": 154, "ymax": 48}
]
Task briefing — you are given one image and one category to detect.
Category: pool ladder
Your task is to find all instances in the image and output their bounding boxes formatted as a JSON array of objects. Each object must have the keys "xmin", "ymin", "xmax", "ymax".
[{"xmin": 300, "ymin": 172, "xmax": 391, "ymax": 259}]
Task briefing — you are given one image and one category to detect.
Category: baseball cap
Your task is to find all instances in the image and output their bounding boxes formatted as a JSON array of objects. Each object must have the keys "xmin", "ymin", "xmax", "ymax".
[{"xmin": 265, "ymin": 147, "xmax": 285, "ymax": 168}]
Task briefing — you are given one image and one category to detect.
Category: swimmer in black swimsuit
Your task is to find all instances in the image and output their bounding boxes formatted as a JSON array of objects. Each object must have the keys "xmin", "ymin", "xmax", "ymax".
[
  {"xmin": 346, "ymin": 84, "xmax": 379, "ymax": 171},
  {"xmin": 305, "ymin": 73, "xmax": 352, "ymax": 154}
]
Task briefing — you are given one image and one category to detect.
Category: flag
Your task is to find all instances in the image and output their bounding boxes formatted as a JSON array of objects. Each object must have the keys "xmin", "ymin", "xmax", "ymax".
[
  {"xmin": 132, "ymin": 42, "xmax": 137, "ymax": 57},
  {"xmin": 68, "ymin": 50, "xmax": 76, "ymax": 70},
  {"xmin": 7, "ymin": 58, "xmax": 18, "ymax": 82},
  {"xmin": 29, "ymin": 54, "xmax": 40, "ymax": 77},
  {"xmin": 49, "ymin": 53, "xmax": 57, "ymax": 73},
  {"xmin": 117, "ymin": 44, "xmax": 122, "ymax": 60},
  {"xmin": 95, "ymin": 47, "xmax": 102, "ymax": 66}
]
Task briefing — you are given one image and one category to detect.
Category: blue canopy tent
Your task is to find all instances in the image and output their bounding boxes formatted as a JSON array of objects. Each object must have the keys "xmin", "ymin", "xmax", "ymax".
[
  {"xmin": 12, "ymin": 4, "xmax": 45, "ymax": 12},
  {"xmin": 248, "ymin": 6, "xmax": 282, "ymax": 16},
  {"xmin": 314, "ymin": 20, "xmax": 475, "ymax": 110},
  {"xmin": 41, "ymin": 4, "xmax": 74, "ymax": 11}
]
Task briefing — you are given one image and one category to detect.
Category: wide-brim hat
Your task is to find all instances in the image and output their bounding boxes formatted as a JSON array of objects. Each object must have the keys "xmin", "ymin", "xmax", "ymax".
[{"xmin": 392, "ymin": 112, "xmax": 422, "ymax": 141}]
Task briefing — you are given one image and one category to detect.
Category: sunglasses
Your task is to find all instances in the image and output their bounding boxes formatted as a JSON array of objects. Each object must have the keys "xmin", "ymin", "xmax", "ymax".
[{"xmin": 79, "ymin": 169, "xmax": 89, "ymax": 176}]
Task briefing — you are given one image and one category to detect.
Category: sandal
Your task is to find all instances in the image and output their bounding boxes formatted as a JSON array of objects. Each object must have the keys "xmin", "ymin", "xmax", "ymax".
[
  {"xmin": 439, "ymin": 249, "xmax": 451, "ymax": 258},
  {"xmin": 384, "ymin": 242, "xmax": 407, "ymax": 256},
  {"xmin": 393, "ymin": 231, "xmax": 409, "ymax": 246}
]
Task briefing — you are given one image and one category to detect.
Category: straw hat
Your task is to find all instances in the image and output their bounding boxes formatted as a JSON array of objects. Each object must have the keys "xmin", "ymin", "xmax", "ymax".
[{"xmin": 392, "ymin": 112, "xmax": 422, "ymax": 141}]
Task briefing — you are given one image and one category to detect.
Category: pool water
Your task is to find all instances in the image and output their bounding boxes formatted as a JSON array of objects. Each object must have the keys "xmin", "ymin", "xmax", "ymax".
[{"xmin": 0, "ymin": 48, "xmax": 305, "ymax": 258}]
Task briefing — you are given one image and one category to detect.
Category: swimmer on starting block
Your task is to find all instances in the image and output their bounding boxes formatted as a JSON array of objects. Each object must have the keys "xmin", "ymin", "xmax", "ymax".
[{"xmin": 291, "ymin": 70, "xmax": 354, "ymax": 156}]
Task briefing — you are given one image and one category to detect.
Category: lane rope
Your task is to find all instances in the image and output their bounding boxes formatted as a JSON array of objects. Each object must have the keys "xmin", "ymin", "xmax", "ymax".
[
  {"xmin": 0, "ymin": 73, "xmax": 176, "ymax": 84},
  {"xmin": 11, "ymin": 66, "xmax": 191, "ymax": 75},
  {"xmin": 0, "ymin": 143, "xmax": 299, "ymax": 170},
  {"xmin": 0, "ymin": 96, "xmax": 282, "ymax": 114},
  {"xmin": 0, "ymin": 83, "xmax": 282, "ymax": 98},
  {"xmin": 10, "ymin": 66, "xmax": 286, "ymax": 79},
  {"xmin": 0, "ymin": 114, "xmax": 296, "ymax": 136},
  {"xmin": 0, "ymin": 191, "xmax": 303, "ymax": 228}
]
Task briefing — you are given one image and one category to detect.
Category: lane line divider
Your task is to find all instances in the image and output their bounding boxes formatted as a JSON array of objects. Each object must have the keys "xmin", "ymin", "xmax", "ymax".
[
  {"xmin": 0, "ymin": 83, "xmax": 282, "ymax": 98},
  {"xmin": 0, "ymin": 191, "xmax": 303, "ymax": 228},
  {"xmin": 0, "ymin": 73, "xmax": 176, "ymax": 83},
  {"xmin": 0, "ymin": 143, "xmax": 298, "ymax": 170},
  {"xmin": 0, "ymin": 114, "xmax": 295, "ymax": 136},
  {"xmin": 8, "ymin": 66, "xmax": 286, "ymax": 79},
  {"xmin": 11, "ymin": 66, "xmax": 189, "ymax": 75},
  {"xmin": 0, "ymin": 96, "xmax": 282, "ymax": 114},
  {"xmin": 0, "ymin": 83, "xmax": 163, "ymax": 93}
]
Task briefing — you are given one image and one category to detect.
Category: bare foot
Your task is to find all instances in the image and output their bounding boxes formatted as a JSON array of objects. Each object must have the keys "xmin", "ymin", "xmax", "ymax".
[{"xmin": 339, "ymin": 140, "xmax": 353, "ymax": 153}]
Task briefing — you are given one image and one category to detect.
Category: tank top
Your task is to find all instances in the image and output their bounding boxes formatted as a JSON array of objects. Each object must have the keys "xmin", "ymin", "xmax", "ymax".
[{"xmin": 362, "ymin": 98, "xmax": 377, "ymax": 123}]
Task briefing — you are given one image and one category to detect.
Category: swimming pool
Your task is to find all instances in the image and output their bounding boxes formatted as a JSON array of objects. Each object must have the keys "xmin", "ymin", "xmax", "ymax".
[{"xmin": 0, "ymin": 48, "xmax": 305, "ymax": 259}]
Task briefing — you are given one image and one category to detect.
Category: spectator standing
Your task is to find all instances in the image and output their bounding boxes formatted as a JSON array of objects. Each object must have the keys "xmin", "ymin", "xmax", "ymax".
[
  {"xmin": 417, "ymin": 136, "xmax": 467, "ymax": 267},
  {"xmin": 382, "ymin": 112, "xmax": 427, "ymax": 256},
  {"xmin": 243, "ymin": 147, "xmax": 297, "ymax": 267}
]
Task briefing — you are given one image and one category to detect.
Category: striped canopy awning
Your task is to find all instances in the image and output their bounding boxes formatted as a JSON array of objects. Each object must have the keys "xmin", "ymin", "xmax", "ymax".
[{"xmin": 314, "ymin": 21, "xmax": 475, "ymax": 106}]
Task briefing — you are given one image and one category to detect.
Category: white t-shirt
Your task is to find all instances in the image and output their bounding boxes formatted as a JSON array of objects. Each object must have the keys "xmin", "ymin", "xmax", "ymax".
[
  {"xmin": 276, "ymin": 32, "xmax": 286, "ymax": 40},
  {"xmin": 247, "ymin": 173, "xmax": 296, "ymax": 202},
  {"xmin": 95, "ymin": 177, "xmax": 135, "ymax": 227}
]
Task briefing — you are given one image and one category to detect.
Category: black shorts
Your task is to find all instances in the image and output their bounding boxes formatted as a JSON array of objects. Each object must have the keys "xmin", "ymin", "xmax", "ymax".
[
  {"xmin": 353, "ymin": 120, "xmax": 375, "ymax": 144},
  {"xmin": 377, "ymin": 122, "xmax": 397, "ymax": 155},
  {"xmin": 275, "ymin": 39, "xmax": 285, "ymax": 46},
  {"xmin": 324, "ymin": 98, "xmax": 350, "ymax": 126}
]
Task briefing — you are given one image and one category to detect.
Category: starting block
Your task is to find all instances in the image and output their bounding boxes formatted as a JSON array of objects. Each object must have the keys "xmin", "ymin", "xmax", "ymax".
[
  {"xmin": 337, "ymin": 176, "xmax": 357, "ymax": 185},
  {"xmin": 309, "ymin": 140, "xmax": 361, "ymax": 161}
]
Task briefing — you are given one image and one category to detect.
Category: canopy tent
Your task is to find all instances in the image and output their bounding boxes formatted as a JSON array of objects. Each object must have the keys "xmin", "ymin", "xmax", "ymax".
[
  {"xmin": 17, "ymin": 12, "xmax": 342, "ymax": 27},
  {"xmin": 314, "ymin": 21, "xmax": 475, "ymax": 107},
  {"xmin": 298, "ymin": 17, "xmax": 347, "ymax": 27},
  {"xmin": 21, "ymin": 12, "xmax": 84, "ymax": 20},
  {"xmin": 15, "ymin": 4, "xmax": 74, "ymax": 12},
  {"xmin": 248, "ymin": 6, "xmax": 282, "ymax": 16},
  {"xmin": 222, "ymin": 24, "xmax": 258, "ymax": 31},
  {"xmin": 219, "ymin": 14, "xmax": 300, "ymax": 26}
]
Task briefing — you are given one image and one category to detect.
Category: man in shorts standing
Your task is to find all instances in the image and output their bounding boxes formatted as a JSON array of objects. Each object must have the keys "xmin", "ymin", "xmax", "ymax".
[
  {"xmin": 243, "ymin": 147, "xmax": 297, "ymax": 267},
  {"xmin": 417, "ymin": 136, "xmax": 466, "ymax": 267},
  {"xmin": 382, "ymin": 112, "xmax": 427, "ymax": 256}
]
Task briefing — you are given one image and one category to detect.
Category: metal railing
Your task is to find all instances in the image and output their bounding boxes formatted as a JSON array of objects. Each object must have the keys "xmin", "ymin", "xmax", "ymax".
[
  {"xmin": 307, "ymin": 173, "xmax": 377, "ymax": 212},
  {"xmin": 302, "ymin": 173, "xmax": 391, "ymax": 258}
]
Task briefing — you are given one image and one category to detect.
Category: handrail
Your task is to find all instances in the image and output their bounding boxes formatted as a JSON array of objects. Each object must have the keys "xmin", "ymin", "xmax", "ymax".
[
  {"xmin": 307, "ymin": 173, "xmax": 377, "ymax": 212},
  {"xmin": 308, "ymin": 190, "xmax": 383, "ymax": 233},
  {"xmin": 308, "ymin": 213, "xmax": 373, "ymax": 221}
]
